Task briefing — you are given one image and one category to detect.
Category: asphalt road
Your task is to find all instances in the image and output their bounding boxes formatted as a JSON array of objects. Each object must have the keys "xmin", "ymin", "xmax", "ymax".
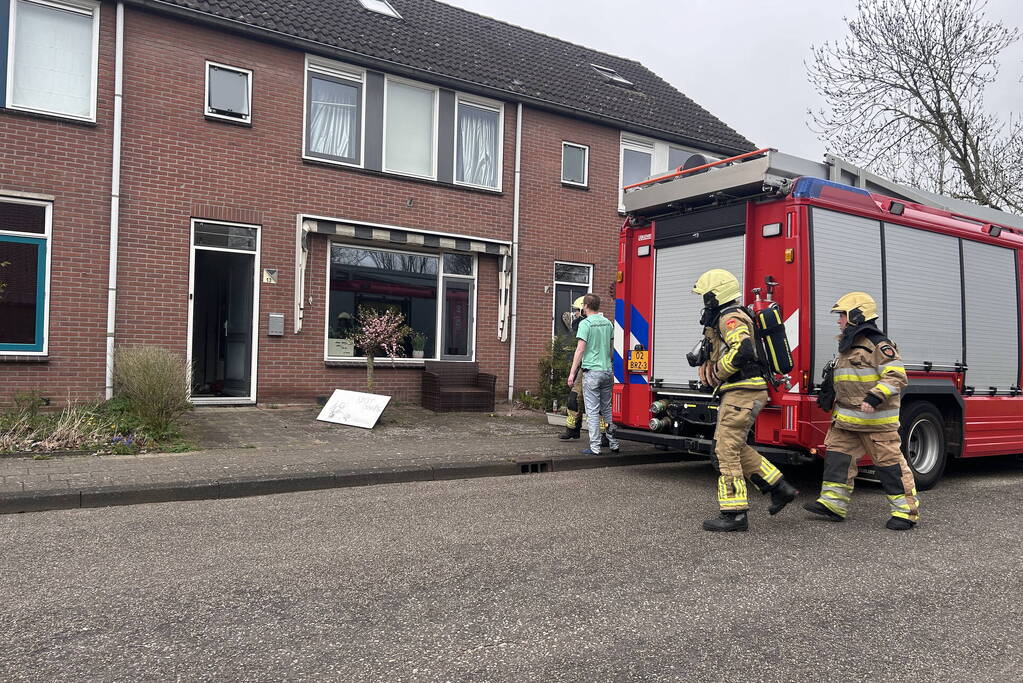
[{"xmin": 2, "ymin": 456, "xmax": 1022, "ymax": 682}]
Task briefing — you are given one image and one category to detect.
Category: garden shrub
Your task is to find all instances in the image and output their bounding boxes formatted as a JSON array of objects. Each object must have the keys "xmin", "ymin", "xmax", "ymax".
[{"xmin": 113, "ymin": 346, "xmax": 192, "ymax": 438}]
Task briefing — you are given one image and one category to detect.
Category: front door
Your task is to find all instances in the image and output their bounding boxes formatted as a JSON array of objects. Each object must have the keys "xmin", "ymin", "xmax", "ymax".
[{"xmin": 189, "ymin": 221, "xmax": 259, "ymax": 403}]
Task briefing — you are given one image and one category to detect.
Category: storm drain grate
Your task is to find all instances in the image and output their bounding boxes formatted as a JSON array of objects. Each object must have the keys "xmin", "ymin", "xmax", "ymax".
[{"xmin": 520, "ymin": 461, "xmax": 550, "ymax": 474}]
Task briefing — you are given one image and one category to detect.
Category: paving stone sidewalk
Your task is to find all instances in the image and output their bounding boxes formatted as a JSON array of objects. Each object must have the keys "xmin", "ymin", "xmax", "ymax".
[{"xmin": 0, "ymin": 404, "xmax": 678, "ymax": 513}]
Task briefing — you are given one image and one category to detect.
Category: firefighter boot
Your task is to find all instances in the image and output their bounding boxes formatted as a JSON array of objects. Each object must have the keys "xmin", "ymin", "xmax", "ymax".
[
  {"xmin": 558, "ymin": 426, "xmax": 580, "ymax": 440},
  {"xmin": 803, "ymin": 500, "xmax": 844, "ymax": 522},
  {"xmin": 885, "ymin": 517, "xmax": 915, "ymax": 531},
  {"xmin": 767, "ymin": 479, "xmax": 799, "ymax": 516},
  {"xmin": 702, "ymin": 511, "xmax": 749, "ymax": 532}
]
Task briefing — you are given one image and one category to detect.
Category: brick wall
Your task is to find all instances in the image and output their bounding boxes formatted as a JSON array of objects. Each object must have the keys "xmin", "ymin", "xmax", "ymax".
[
  {"xmin": 0, "ymin": 5, "xmax": 626, "ymax": 406},
  {"xmin": 0, "ymin": 0, "xmax": 116, "ymax": 404}
]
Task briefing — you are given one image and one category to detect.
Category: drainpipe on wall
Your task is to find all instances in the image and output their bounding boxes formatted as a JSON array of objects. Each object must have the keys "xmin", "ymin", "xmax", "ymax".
[
  {"xmin": 506, "ymin": 103, "xmax": 523, "ymax": 402},
  {"xmin": 104, "ymin": 2, "xmax": 125, "ymax": 399}
]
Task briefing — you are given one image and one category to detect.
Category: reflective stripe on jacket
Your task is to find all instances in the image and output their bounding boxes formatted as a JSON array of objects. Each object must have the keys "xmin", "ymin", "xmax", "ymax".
[
  {"xmin": 831, "ymin": 333, "xmax": 907, "ymax": 431},
  {"xmin": 706, "ymin": 308, "xmax": 767, "ymax": 394}
]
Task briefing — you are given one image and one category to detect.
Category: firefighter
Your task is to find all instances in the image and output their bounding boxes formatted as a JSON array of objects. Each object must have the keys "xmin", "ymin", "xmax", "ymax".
[
  {"xmin": 559, "ymin": 296, "xmax": 609, "ymax": 442},
  {"xmin": 692, "ymin": 269, "xmax": 798, "ymax": 532},
  {"xmin": 804, "ymin": 292, "xmax": 919, "ymax": 530}
]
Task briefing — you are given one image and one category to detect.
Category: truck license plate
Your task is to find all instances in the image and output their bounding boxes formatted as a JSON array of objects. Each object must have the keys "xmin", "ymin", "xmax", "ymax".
[{"xmin": 628, "ymin": 350, "xmax": 648, "ymax": 372}]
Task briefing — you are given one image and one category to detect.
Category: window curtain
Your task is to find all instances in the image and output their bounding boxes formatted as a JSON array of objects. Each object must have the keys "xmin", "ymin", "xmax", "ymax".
[
  {"xmin": 309, "ymin": 77, "xmax": 359, "ymax": 161},
  {"xmin": 457, "ymin": 105, "xmax": 498, "ymax": 188},
  {"xmin": 385, "ymin": 82, "xmax": 435, "ymax": 176},
  {"xmin": 12, "ymin": 1, "xmax": 94, "ymax": 118}
]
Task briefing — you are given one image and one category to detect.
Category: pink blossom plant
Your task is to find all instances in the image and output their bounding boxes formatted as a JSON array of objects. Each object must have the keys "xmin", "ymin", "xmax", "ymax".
[{"xmin": 353, "ymin": 307, "xmax": 412, "ymax": 389}]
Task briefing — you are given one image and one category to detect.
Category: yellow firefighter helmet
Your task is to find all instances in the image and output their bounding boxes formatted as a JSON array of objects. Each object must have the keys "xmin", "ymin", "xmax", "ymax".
[
  {"xmin": 693, "ymin": 269, "xmax": 741, "ymax": 307},
  {"xmin": 831, "ymin": 292, "xmax": 878, "ymax": 325},
  {"xmin": 572, "ymin": 296, "xmax": 586, "ymax": 310}
]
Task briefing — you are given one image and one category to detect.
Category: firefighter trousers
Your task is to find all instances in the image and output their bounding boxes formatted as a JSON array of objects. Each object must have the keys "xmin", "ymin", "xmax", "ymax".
[
  {"xmin": 713, "ymin": 389, "xmax": 784, "ymax": 512},
  {"xmin": 816, "ymin": 425, "xmax": 920, "ymax": 523}
]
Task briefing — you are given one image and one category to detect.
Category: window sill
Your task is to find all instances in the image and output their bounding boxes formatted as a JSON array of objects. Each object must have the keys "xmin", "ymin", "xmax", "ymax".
[
  {"xmin": 0, "ymin": 354, "xmax": 49, "ymax": 363},
  {"xmin": 204, "ymin": 113, "xmax": 252, "ymax": 127},
  {"xmin": 1, "ymin": 106, "xmax": 98, "ymax": 127},
  {"xmin": 325, "ymin": 359, "xmax": 426, "ymax": 368},
  {"xmin": 561, "ymin": 182, "xmax": 589, "ymax": 191},
  {"xmin": 301, "ymin": 157, "xmax": 504, "ymax": 197}
]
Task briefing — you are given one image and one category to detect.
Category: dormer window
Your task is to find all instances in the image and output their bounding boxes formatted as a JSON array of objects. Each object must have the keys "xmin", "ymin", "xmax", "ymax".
[
  {"xmin": 591, "ymin": 64, "xmax": 634, "ymax": 88},
  {"xmin": 358, "ymin": 0, "xmax": 401, "ymax": 18}
]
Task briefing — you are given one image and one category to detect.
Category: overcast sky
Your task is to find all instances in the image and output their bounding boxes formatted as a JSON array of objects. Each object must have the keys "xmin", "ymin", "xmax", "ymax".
[{"xmin": 442, "ymin": 0, "xmax": 1023, "ymax": 161}]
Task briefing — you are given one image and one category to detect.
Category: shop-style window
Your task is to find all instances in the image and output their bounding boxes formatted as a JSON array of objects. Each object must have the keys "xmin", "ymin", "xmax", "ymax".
[
  {"xmin": 7, "ymin": 0, "xmax": 100, "ymax": 121},
  {"xmin": 327, "ymin": 245, "xmax": 476, "ymax": 360},
  {"xmin": 0, "ymin": 199, "xmax": 50, "ymax": 354}
]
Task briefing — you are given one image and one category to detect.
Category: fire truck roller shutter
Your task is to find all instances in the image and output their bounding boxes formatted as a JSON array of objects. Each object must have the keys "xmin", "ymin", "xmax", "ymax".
[
  {"xmin": 811, "ymin": 209, "xmax": 884, "ymax": 380},
  {"xmin": 884, "ymin": 224, "xmax": 963, "ymax": 370},
  {"xmin": 653, "ymin": 236, "xmax": 744, "ymax": 387},
  {"xmin": 962, "ymin": 240, "xmax": 1020, "ymax": 393}
]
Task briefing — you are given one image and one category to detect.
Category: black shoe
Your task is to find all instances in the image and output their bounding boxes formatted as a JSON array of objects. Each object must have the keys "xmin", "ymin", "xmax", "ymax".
[
  {"xmin": 803, "ymin": 500, "xmax": 844, "ymax": 522},
  {"xmin": 600, "ymin": 433, "xmax": 610, "ymax": 448},
  {"xmin": 702, "ymin": 511, "xmax": 749, "ymax": 532},
  {"xmin": 885, "ymin": 517, "xmax": 916, "ymax": 531},
  {"xmin": 610, "ymin": 446, "xmax": 620, "ymax": 454},
  {"xmin": 558, "ymin": 427, "xmax": 581, "ymax": 440},
  {"xmin": 767, "ymin": 479, "xmax": 798, "ymax": 515}
]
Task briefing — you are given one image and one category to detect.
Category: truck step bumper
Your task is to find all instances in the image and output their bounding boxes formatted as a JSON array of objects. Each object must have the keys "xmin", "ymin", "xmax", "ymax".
[{"xmin": 614, "ymin": 428, "xmax": 816, "ymax": 466}]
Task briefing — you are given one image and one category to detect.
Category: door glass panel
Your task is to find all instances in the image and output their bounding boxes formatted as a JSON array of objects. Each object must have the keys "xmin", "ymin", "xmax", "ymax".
[
  {"xmin": 442, "ymin": 278, "xmax": 473, "ymax": 358},
  {"xmin": 0, "ymin": 239, "xmax": 41, "ymax": 346}
]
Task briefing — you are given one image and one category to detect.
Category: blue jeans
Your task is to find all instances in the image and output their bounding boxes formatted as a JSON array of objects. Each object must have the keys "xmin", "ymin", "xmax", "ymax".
[{"xmin": 582, "ymin": 370, "xmax": 619, "ymax": 453}]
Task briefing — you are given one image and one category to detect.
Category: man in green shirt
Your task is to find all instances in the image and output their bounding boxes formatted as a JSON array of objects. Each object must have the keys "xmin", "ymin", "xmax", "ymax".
[{"xmin": 567, "ymin": 294, "xmax": 620, "ymax": 455}]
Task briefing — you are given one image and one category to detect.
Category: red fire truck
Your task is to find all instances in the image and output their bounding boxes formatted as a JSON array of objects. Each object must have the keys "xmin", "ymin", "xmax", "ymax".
[{"xmin": 611, "ymin": 148, "xmax": 1023, "ymax": 489}]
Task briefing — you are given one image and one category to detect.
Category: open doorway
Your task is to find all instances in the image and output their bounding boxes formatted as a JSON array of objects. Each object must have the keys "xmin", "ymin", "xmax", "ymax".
[{"xmin": 189, "ymin": 221, "xmax": 259, "ymax": 403}]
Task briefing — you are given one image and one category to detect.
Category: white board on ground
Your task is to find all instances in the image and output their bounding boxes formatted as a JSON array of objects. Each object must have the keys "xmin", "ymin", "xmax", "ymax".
[{"xmin": 316, "ymin": 389, "xmax": 391, "ymax": 429}]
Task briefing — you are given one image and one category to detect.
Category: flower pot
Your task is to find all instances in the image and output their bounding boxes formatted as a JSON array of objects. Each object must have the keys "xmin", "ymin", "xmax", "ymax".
[
  {"xmin": 412, "ymin": 350, "xmax": 425, "ymax": 358},
  {"xmin": 329, "ymin": 338, "xmax": 355, "ymax": 357},
  {"xmin": 546, "ymin": 412, "xmax": 567, "ymax": 426}
]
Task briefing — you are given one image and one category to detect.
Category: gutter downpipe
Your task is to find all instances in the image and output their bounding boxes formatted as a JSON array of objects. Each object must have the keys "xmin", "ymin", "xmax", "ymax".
[
  {"xmin": 105, "ymin": 3, "xmax": 125, "ymax": 399},
  {"xmin": 507, "ymin": 103, "xmax": 522, "ymax": 402}
]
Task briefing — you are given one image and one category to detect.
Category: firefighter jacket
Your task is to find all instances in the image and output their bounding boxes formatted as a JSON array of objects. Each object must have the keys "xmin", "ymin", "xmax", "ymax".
[
  {"xmin": 704, "ymin": 306, "xmax": 767, "ymax": 393},
  {"xmin": 830, "ymin": 324, "xmax": 908, "ymax": 431}
]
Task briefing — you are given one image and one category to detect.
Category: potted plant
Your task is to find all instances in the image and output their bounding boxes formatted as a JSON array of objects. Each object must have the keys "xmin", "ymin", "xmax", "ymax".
[
  {"xmin": 410, "ymin": 331, "xmax": 427, "ymax": 359},
  {"xmin": 353, "ymin": 307, "xmax": 411, "ymax": 389}
]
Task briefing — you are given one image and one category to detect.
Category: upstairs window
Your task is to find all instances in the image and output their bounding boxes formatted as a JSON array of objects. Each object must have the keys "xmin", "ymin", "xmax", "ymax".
[
  {"xmin": 384, "ymin": 78, "xmax": 437, "ymax": 179},
  {"xmin": 0, "ymin": 198, "xmax": 50, "ymax": 354},
  {"xmin": 562, "ymin": 142, "xmax": 589, "ymax": 187},
  {"xmin": 305, "ymin": 59, "xmax": 364, "ymax": 166},
  {"xmin": 205, "ymin": 62, "xmax": 252, "ymax": 124},
  {"xmin": 455, "ymin": 96, "xmax": 501, "ymax": 190},
  {"xmin": 7, "ymin": 0, "xmax": 100, "ymax": 121}
]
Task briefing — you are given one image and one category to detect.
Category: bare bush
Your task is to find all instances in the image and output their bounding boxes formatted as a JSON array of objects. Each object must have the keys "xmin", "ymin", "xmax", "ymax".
[{"xmin": 113, "ymin": 346, "xmax": 192, "ymax": 437}]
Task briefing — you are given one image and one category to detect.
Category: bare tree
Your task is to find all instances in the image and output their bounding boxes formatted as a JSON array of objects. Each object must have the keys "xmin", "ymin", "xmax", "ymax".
[{"xmin": 808, "ymin": 0, "xmax": 1023, "ymax": 212}]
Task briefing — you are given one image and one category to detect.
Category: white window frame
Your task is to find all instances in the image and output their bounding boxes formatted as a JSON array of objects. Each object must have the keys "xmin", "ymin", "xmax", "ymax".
[
  {"xmin": 453, "ymin": 93, "xmax": 504, "ymax": 192},
  {"xmin": 0, "ymin": 195, "xmax": 53, "ymax": 356},
  {"xmin": 204, "ymin": 60, "xmax": 252, "ymax": 124},
  {"xmin": 302, "ymin": 55, "xmax": 366, "ymax": 169},
  {"xmin": 186, "ymin": 219, "xmax": 262, "ymax": 405},
  {"xmin": 552, "ymin": 260, "xmax": 593, "ymax": 339},
  {"xmin": 382, "ymin": 75, "xmax": 439, "ymax": 181},
  {"xmin": 620, "ymin": 132, "xmax": 708, "ymax": 210},
  {"xmin": 6, "ymin": 0, "xmax": 101, "ymax": 122},
  {"xmin": 358, "ymin": 0, "xmax": 401, "ymax": 18},
  {"xmin": 561, "ymin": 141, "xmax": 589, "ymax": 187},
  {"xmin": 324, "ymin": 243, "xmax": 478, "ymax": 362}
]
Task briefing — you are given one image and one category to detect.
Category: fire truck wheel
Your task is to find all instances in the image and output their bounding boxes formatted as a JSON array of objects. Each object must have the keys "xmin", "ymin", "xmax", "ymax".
[{"xmin": 899, "ymin": 401, "xmax": 947, "ymax": 491}]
